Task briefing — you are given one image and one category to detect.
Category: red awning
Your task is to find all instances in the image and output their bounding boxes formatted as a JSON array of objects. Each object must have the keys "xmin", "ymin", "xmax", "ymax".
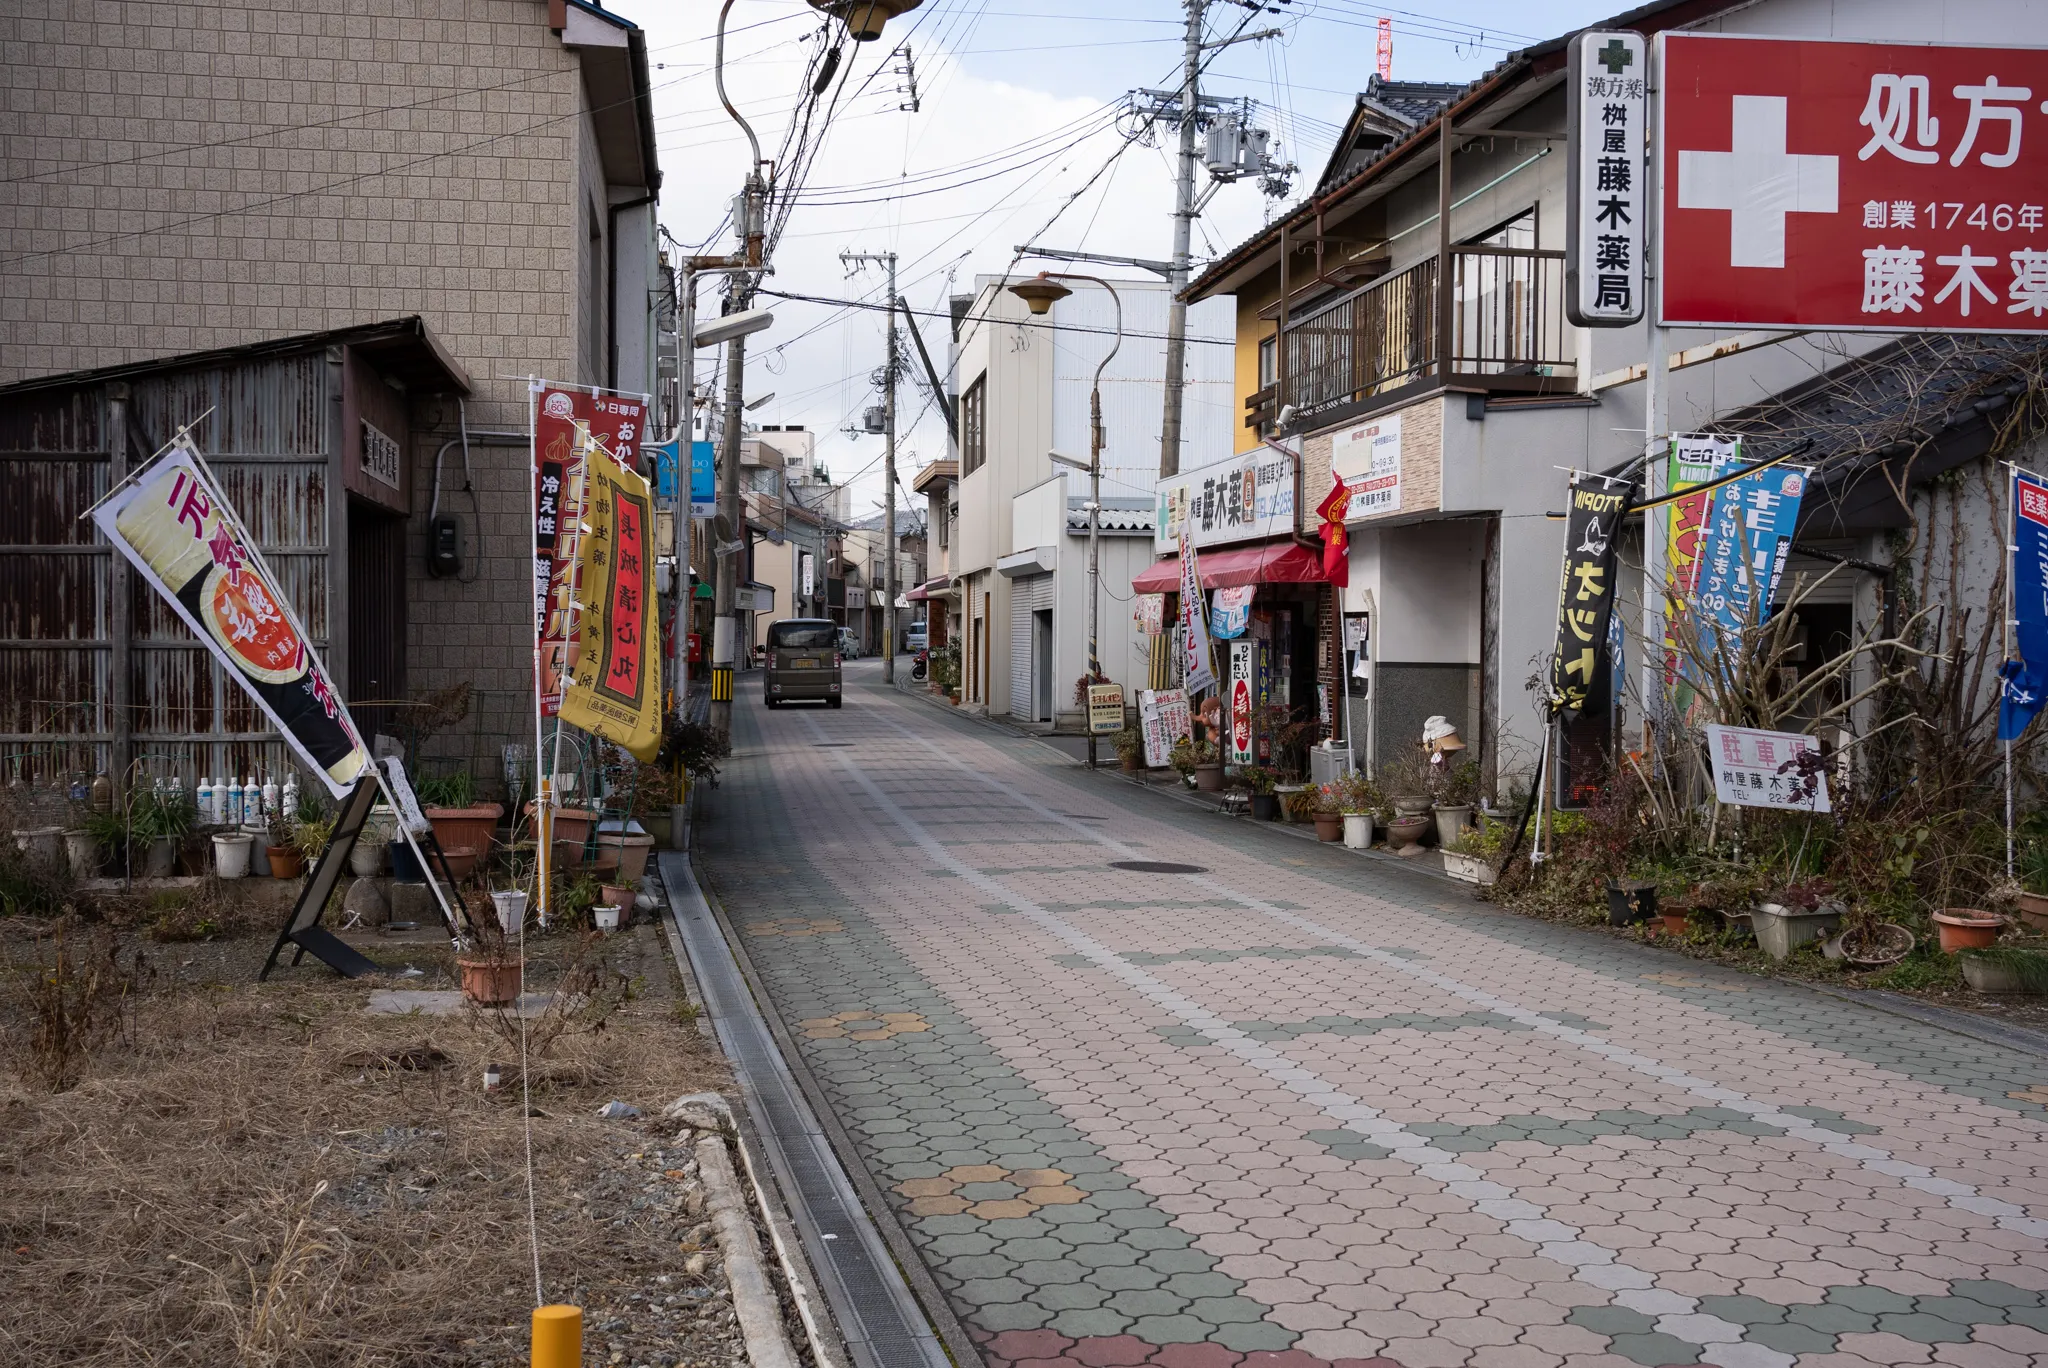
[
  {"xmin": 1129, "ymin": 541, "xmax": 1329, "ymax": 594},
  {"xmin": 905, "ymin": 574, "xmax": 951, "ymax": 602}
]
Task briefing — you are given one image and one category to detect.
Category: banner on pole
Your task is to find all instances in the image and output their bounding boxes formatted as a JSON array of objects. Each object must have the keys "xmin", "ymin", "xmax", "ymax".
[
  {"xmin": 1210, "ymin": 585, "xmax": 1253, "ymax": 640},
  {"xmin": 1176, "ymin": 524, "xmax": 1217, "ymax": 695},
  {"xmin": 1705, "ymin": 723, "xmax": 1831, "ymax": 812},
  {"xmin": 1662, "ymin": 433, "xmax": 1742, "ymax": 687},
  {"xmin": 533, "ymin": 385, "xmax": 645, "ymax": 717},
  {"xmin": 1134, "ymin": 593, "xmax": 1166, "ymax": 636},
  {"xmin": 1227, "ymin": 640, "xmax": 1256, "ymax": 765},
  {"xmin": 2002, "ymin": 471, "xmax": 2048, "ymax": 740},
  {"xmin": 1546, "ymin": 472, "xmax": 1634, "ymax": 719},
  {"xmin": 95, "ymin": 440, "xmax": 371, "ymax": 797},
  {"xmin": 1685, "ymin": 462, "xmax": 1809, "ymax": 673},
  {"xmin": 558, "ymin": 441, "xmax": 663, "ymax": 762}
]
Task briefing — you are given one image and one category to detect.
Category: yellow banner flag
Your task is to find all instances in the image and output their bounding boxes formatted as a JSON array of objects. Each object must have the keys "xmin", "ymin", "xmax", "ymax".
[{"xmin": 559, "ymin": 442, "xmax": 663, "ymax": 762}]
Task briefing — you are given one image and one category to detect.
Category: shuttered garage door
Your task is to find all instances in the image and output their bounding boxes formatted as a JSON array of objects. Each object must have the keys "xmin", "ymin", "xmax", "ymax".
[{"xmin": 1009, "ymin": 574, "xmax": 1052, "ymax": 721}]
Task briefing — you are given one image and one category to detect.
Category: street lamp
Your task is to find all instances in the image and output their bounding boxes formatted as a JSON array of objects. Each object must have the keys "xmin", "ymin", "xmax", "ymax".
[
  {"xmin": 1007, "ymin": 271, "xmax": 1122, "ymax": 768},
  {"xmin": 807, "ymin": 1, "xmax": 926, "ymax": 41}
]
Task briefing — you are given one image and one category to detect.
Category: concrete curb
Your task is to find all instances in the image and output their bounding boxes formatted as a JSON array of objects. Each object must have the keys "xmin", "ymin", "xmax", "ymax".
[{"xmin": 697, "ymin": 1134, "xmax": 801, "ymax": 1368}]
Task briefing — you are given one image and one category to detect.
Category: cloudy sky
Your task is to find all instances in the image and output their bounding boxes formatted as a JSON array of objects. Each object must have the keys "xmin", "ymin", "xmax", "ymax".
[{"xmin": 609, "ymin": 0, "xmax": 1612, "ymax": 519}]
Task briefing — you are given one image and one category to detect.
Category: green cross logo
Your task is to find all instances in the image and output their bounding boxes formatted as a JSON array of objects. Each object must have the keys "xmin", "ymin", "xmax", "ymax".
[{"xmin": 1596, "ymin": 38, "xmax": 1634, "ymax": 75}]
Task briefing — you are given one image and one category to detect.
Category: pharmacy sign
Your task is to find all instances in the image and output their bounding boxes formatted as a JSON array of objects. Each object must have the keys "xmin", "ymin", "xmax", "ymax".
[{"xmin": 1658, "ymin": 33, "xmax": 2048, "ymax": 333}]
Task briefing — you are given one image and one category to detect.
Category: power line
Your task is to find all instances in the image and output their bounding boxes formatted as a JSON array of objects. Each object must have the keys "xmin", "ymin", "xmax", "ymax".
[{"xmin": 758, "ymin": 286, "xmax": 1234, "ymax": 346}]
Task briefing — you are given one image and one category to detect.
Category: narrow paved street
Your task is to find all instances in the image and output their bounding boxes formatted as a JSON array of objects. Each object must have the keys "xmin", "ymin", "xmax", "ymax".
[{"xmin": 698, "ymin": 664, "xmax": 2048, "ymax": 1368}]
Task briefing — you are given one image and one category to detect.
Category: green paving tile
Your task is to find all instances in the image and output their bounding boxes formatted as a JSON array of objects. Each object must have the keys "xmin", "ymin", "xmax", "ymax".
[
  {"xmin": 1607, "ymin": 1333, "xmax": 1703, "ymax": 1365},
  {"xmin": 1210, "ymin": 1321, "xmax": 1298, "ymax": 1352},
  {"xmin": 1569, "ymin": 1306, "xmax": 1658, "ymax": 1336},
  {"xmin": 1127, "ymin": 1314, "xmax": 1223, "ymax": 1344},
  {"xmin": 1952, "ymin": 1280, "xmax": 2045, "ymax": 1307},
  {"xmin": 1745, "ymin": 1322, "xmax": 1837, "ymax": 1355},
  {"xmin": 1874, "ymin": 1312, "xmax": 1975, "ymax": 1343},
  {"xmin": 1696, "ymin": 1295, "xmax": 1790, "ymax": 1325},
  {"xmin": 1826, "ymin": 1285, "xmax": 1919, "ymax": 1315}
]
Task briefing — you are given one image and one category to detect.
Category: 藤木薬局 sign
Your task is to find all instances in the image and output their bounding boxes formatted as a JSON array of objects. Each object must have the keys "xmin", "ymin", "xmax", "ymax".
[
  {"xmin": 1155, "ymin": 449, "xmax": 1295, "ymax": 553},
  {"xmin": 1660, "ymin": 34, "xmax": 2048, "ymax": 333}
]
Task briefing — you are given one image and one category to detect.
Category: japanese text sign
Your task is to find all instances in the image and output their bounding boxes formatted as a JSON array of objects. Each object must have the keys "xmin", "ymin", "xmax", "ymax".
[
  {"xmin": 533, "ymin": 385, "xmax": 645, "ymax": 717},
  {"xmin": 1685, "ymin": 464, "xmax": 1809, "ymax": 671},
  {"xmin": 1329, "ymin": 414, "xmax": 1401, "ymax": 518},
  {"xmin": 1568, "ymin": 30, "xmax": 1648, "ymax": 326},
  {"xmin": 558, "ymin": 441, "xmax": 662, "ymax": 762},
  {"xmin": 94, "ymin": 442, "xmax": 370, "ymax": 796},
  {"xmin": 1227, "ymin": 641, "xmax": 1256, "ymax": 766},
  {"xmin": 1177, "ymin": 525, "xmax": 1218, "ymax": 695},
  {"xmin": 1211, "ymin": 585, "xmax": 1253, "ymax": 641},
  {"xmin": 1138, "ymin": 688, "xmax": 1191, "ymax": 769},
  {"xmin": 1156, "ymin": 449, "xmax": 1295, "ymax": 552},
  {"xmin": 1087, "ymin": 683, "xmax": 1126, "ymax": 737},
  {"xmin": 1134, "ymin": 592, "xmax": 1166, "ymax": 636},
  {"xmin": 1660, "ymin": 34, "xmax": 2048, "ymax": 333},
  {"xmin": 1546, "ymin": 472, "xmax": 1634, "ymax": 720},
  {"xmin": 2002, "ymin": 471, "xmax": 2048, "ymax": 740},
  {"xmin": 1704, "ymin": 724, "xmax": 1832, "ymax": 812}
]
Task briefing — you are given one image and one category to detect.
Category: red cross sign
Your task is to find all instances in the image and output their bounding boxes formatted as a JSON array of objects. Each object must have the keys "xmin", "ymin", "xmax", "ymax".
[{"xmin": 1659, "ymin": 33, "xmax": 2048, "ymax": 333}]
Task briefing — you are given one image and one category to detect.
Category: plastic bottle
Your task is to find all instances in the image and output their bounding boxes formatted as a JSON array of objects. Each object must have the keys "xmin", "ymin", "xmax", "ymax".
[
  {"xmin": 168, "ymin": 775, "xmax": 184, "ymax": 809},
  {"xmin": 282, "ymin": 774, "xmax": 299, "ymax": 822},
  {"xmin": 262, "ymin": 774, "xmax": 279, "ymax": 821},
  {"xmin": 245, "ymin": 776, "xmax": 261, "ymax": 823},
  {"xmin": 90, "ymin": 772, "xmax": 113, "ymax": 813},
  {"xmin": 197, "ymin": 777, "xmax": 213, "ymax": 822},
  {"xmin": 224, "ymin": 776, "xmax": 242, "ymax": 826}
]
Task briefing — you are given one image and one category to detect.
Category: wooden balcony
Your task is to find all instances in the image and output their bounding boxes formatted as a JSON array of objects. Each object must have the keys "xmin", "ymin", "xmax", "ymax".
[{"xmin": 1267, "ymin": 246, "xmax": 1575, "ymax": 426}]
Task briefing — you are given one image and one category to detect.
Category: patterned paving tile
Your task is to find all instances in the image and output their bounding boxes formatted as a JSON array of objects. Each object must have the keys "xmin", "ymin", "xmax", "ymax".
[{"xmin": 696, "ymin": 670, "xmax": 2048, "ymax": 1368}]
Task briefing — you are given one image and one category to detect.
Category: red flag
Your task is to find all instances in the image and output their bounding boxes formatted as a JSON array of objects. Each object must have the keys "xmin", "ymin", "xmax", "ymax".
[{"xmin": 1316, "ymin": 481, "xmax": 1352, "ymax": 587}]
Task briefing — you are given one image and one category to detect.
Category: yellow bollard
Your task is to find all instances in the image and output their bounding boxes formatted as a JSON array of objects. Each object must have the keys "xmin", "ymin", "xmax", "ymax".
[{"xmin": 531, "ymin": 1304, "xmax": 581, "ymax": 1368}]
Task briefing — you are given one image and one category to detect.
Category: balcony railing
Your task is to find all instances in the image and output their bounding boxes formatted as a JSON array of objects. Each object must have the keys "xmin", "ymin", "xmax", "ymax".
[{"xmin": 1274, "ymin": 246, "xmax": 1573, "ymax": 423}]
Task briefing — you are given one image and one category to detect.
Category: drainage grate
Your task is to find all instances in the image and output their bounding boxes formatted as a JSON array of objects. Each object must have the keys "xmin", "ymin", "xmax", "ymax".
[
  {"xmin": 1110, "ymin": 860, "xmax": 1209, "ymax": 874},
  {"xmin": 814, "ymin": 742, "xmax": 857, "ymax": 748},
  {"xmin": 1063, "ymin": 813, "xmax": 1106, "ymax": 822},
  {"xmin": 659, "ymin": 853, "xmax": 951, "ymax": 1368}
]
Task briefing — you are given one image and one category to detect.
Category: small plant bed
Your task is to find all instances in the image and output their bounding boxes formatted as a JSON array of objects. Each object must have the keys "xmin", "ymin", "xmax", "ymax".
[{"xmin": 0, "ymin": 902, "xmax": 737, "ymax": 1367}]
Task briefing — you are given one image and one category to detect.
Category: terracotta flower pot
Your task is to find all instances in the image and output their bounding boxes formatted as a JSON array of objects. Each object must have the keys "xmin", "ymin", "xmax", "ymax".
[
  {"xmin": 438, "ymin": 845, "xmax": 480, "ymax": 880},
  {"xmin": 458, "ymin": 954, "xmax": 524, "ymax": 1006},
  {"xmin": 525, "ymin": 802, "xmax": 596, "ymax": 849},
  {"xmin": 425, "ymin": 803, "xmax": 502, "ymax": 859},
  {"xmin": 1313, "ymin": 812, "xmax": 1344, "ymax": 841},
  {"xmin": 596, "ymin": 833, "xmax": 656, "ymax": 882},
  {"xmin": 601, "ymin": 883, "xmax": 635, "ymax": 923},
  {"xmin": 1385, "ymin": 815, "xmax": 1432, "ymax": 851},
  {"xmin": 1933, "ymin": 908, "xmax": 2005, "ymax": 953},
  {"xmin": 1658, "ymin": 912, "xmax": 1690, "ymax": 935},
  {"xmin": 2017, "ymin": 891, "xmax": 2048, "ymax": 932},
  {"xmin": 1193, "ymin": 763, "xmax": 1224, "ymax": 793},
  {"xmin": 1120, "ymin": 754, "xmax": 1142, "ymax": 773},
  {"xmin": 266, "ymin": 845, "xmax": 305, "ymax": 878}
]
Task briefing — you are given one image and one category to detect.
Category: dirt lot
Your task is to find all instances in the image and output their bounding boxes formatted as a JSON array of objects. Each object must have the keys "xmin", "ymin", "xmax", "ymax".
[{"xmin": 0, "ymin": 906, "xmax": 744, "ymax": 1368}]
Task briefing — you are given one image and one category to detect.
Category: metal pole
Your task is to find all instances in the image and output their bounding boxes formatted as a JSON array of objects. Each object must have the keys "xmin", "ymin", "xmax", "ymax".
[
  {"xmin": 1640, "ymin": 44, "xmax": 1667, "ymax": 758},
  {"xmin": 1087, "ymin": 386, "xmax": 1102, "ymax": 769},
  {"xmin": 106, "ymin": 382, "xmax": 133, "ymax": 788},
  {"xmin": 2009, "ymin": 461, "xmax": 2018, "ymax": 880},
  {"xmin": 672, "ymin": 269, "xmax": 695, "ymax": 714},
  {"xmin": 1158, "ymin": 0, "xmax": 1204, "ymax": 479},
  {"xmin": 884, "ymin": 252, "xmax": 899, "ymax": 684}
]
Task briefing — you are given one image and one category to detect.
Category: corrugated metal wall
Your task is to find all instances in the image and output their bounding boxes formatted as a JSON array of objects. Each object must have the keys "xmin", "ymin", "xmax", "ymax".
[
  {"xmin": 0, "ymin": 355, "xmax": 333, "ymax": 792},
  {"xmin": 1009, "ymin": 573, "xmax": 1053, "ymax": 721}
]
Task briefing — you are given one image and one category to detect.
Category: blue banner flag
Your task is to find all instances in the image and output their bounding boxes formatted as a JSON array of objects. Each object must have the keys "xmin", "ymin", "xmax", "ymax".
[
  {"xmin": 649, "ymin": 437, "xmax": 717, "ymax": 518},
  {"xmin": 1688, "ymin": 462, "xmax": 1809, "ymax": 669},
  {"xmin": 2002, "ymin": 472, "xmax": 2048, "ymax": 741}
]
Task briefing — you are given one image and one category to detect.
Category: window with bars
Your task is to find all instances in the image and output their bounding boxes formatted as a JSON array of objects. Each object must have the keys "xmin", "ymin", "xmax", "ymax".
[{"xmin": 960, "ymin": 375, "xmax": 987, "ymax": 475}]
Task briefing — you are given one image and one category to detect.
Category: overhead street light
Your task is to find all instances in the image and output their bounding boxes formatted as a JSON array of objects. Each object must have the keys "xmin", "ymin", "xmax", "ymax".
[
  {"xmin": 693, "ymin": 308, "xmax": 774, "ymax": 349},
  {"xmin": 807, "ymin": 0, "xmax": 926, "ymax": 41}
]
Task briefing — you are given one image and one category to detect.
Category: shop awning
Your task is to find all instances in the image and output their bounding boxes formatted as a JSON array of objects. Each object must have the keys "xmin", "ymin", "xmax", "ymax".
[
  {"xmin": 1129, "ymin": 541, "xmax": 1328, "ymax": 594},
  {"xmin": 905, "ymin": 574, "xmax": 956, "ymax": 602}
]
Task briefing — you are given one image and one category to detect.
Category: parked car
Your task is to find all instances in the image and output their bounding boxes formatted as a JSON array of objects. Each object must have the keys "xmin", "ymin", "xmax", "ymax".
[
  {"xmin": 836, "ymin": 627, "xmax": 862, "ymax": 659},
  {"xmin": 906, "ymin": 623, "xmax": 928, "ymax": 653},
  {"xmin": 764, "ymin": 619, "xmax": 842, "ymax": 709}
]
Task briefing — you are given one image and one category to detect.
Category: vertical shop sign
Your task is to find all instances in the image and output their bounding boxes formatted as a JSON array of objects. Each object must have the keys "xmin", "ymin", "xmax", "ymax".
[
  {"xmin": 533, "ymin": 385, "xmax": 646, "ymax": 717},
  {"xmin": 1662, "ymin": 433, "xmax": 1742, "ymax": 685},
  {"xmin": 557, "ymin": 441, "xmax": 662, "ymax": 762},
  {"xmin": 1227, "ymin": 641, "xmax": 1256, "ymax": 766},
  {"xmin": 1177, "ymin": 524, "xmax": 1217, "ymax": 694},
  {"xmin": 1566, "ymin": 30, "xmax": 1647, "ymax": 326},
  {"xmin": 2003, "ymin": 471, "xmax": 2048, "ymax": 740},
  {"xmin": 1686, "ymin": 462, "xmax": 1809, "ymax": 672},
  {"xmin": 1134, "ymin": 593, "xmax": 1166, "ymax": 635},
  {"xmin": 1139, "ymin": 688, "xmax": 1192, "ymax": 768},
  {"xmin": 1546, "ymin": 473, "xmax": 1635, "ymax": 719}
]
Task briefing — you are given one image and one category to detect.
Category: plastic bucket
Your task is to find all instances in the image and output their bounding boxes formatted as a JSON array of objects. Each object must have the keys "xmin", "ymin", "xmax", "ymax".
[
  {"xmin": 212, "ymin": 832, "xmax": 253, "ymax": 879},
  {"xmin": 491, "ymin": 889, "xmax": 529, "ymax": 937}
]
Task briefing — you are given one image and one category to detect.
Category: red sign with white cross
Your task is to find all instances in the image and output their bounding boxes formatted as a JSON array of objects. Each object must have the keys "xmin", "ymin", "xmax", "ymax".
[{"xmin": 1659, "ymin": 33, "xmax": 2048, "ymax": 333}]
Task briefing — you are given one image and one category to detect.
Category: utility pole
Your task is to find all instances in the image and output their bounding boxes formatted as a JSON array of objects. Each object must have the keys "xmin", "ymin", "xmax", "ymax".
[
  {"xmin": 843, "ymin": 250, "xmax": 901, "ymax": 683},
  {"xmin": 1159, "ymin": 0, "xmax": 1204, "ymax": 479}
]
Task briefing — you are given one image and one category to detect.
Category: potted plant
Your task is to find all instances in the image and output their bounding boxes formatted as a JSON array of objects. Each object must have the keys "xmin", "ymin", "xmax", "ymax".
[
  {"xmin": 1605, "ymin": 879, "xmax": 1659, "ymax": 926},
  {"xmin": 1431, "ymin": 757, "xmax": 1480, "ymax": 847},
  {"xmin": 1440, "ymin": 826, "xmax": 1500, "ymax": 885},
  {"xmin": 1958, "ymin": 945, "xmax": 2048, "ymax": 994},
  {"xmin": 2016, "ymin": 815, "xmax": 2048, "ymax": 929},
  {"xmin": 1171, "ymin": 736, "xmax": 1222, "ymax": 792},
  {"xmin": 416, "ymin": 770, "xmax": 504, "ymax": 858},
  {"xmin": 1239, "ymin": 765, "xmax": 1280, "ymax": 820},
  {"xmin": 135, "ymin": 789, "xmax": 195, "ymax": 878},
  {"xmin": 289, "ymin": 808, "xmax": 334, "ymax": 872},
  {"xmin": 1335, "ymin": 772, "xmax": 1380, "ymax": 849},
  {"xmin": 1311, "ymin": 783, "xmax": 1344, "ymax": 842},
  {"xmin": 211, "ymin": 826, "xmax": 253, "ymax": 878},
  {"xmin": 1932, "ymin": 907, "xmax": 2007, "ymax": 953},
  {"xmin": 1115, "ymin": 722, "xmax": 1147, "ymax": 774},
  {"xmin": 1751, "ymin": 878, "xmax": 1844, "ymax": 960}
]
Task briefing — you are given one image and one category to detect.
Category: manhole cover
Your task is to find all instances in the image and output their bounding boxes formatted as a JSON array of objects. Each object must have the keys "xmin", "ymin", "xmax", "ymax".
[
  {"xmin": 1110, "ymin": 861, "xmax": 1208, "ymax": 874},
  {"xmin": 1063, "ymin": 814, "xmax": 1106, "ymax": 822},
  {"xmin": 813, "ymin": 742, "xmax": 857, "ymax": 747}
]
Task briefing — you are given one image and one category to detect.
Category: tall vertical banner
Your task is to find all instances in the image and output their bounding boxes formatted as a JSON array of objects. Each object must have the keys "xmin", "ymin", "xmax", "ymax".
[
  {"xmin": 557, "ymin": 442, "xmax": 663, "ymax": 762},
  {"xmin": 1686, "ymin": 463, "xmax": 1810, "ymax": 672},
  {"xmin": 1227, "ymin": 640, "xmax": 1256, "ymax": 765},
  {"xmin": 2002, "ymin": 472, "xmax": 2048, "ymax": 741},
  {"xmin": 1566, "ymin": 30, "xmax": 1647, "ymax": 327},
  {"xmin": 1547, "ymin": 473, "xmax": 1634, "ymax": 719},
  {"xmin": 533, "ymin": 385, "xmax": 646, "ymax": 716},
  {"xmin": 1662, "ymin": 433, "xmax": 1743, "ymax": 687},
  {"xmin": 1176, "ymin": 525, "xmax": 1217, "ymax": 695},
  {"xmin": 94, "ymin": 440, "xmax": 371, "ymax": 796}
]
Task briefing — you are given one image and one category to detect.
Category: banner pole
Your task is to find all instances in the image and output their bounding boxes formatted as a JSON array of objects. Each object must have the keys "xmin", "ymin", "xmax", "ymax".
[
  {"xmin": 2008, "ymin": 462, "xmax": 2018, "ymax": 882},
  {"xmin": 530, "ymin": 381, "xmax": 552, "ymax": 930},
  {"xmin": 1640, "ymin": 39, "xmax": 1668, "ymax": 760}
]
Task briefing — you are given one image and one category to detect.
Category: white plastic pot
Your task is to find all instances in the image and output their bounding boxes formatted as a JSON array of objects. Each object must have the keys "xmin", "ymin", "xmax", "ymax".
[
  {"xmin": 1342, "ymin": 814, "xmax": 1373, "ymax": 849},
  {"xmin": 62, "ymin": 829, "xmax": 99, "ymax": 877},
  {"xmin": 143, "ymin": 837, "xmax": 177, "ymax": 878},
  {"xmin": 13, "ymin": 825, "xmax": 63, "ymax": 868},
  {"xmin": 242, "ymin": 824, "xmax": 272, "ymax": 877},
  {"xmin": 491, "ymin": 889, "xmax": 529, "ymax": 937},
  {"xmin": 593, "ymin": 904, "xmax": 622, "ymax": 933},
  {"xmin": 212, "ymin": 831, "xmax": 253, "ymax": 879}
]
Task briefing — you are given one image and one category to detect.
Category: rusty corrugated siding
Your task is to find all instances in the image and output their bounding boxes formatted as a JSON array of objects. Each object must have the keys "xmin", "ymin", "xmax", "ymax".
[{"xmin": 0, "ymin": 352, "xmax": 332, "ymax": 788}]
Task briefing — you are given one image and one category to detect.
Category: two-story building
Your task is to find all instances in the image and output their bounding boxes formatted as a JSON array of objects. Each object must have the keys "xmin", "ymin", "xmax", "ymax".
[{"xmin": 947, "ymin": 276, "xmax": 1233, "ymax": 729}]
